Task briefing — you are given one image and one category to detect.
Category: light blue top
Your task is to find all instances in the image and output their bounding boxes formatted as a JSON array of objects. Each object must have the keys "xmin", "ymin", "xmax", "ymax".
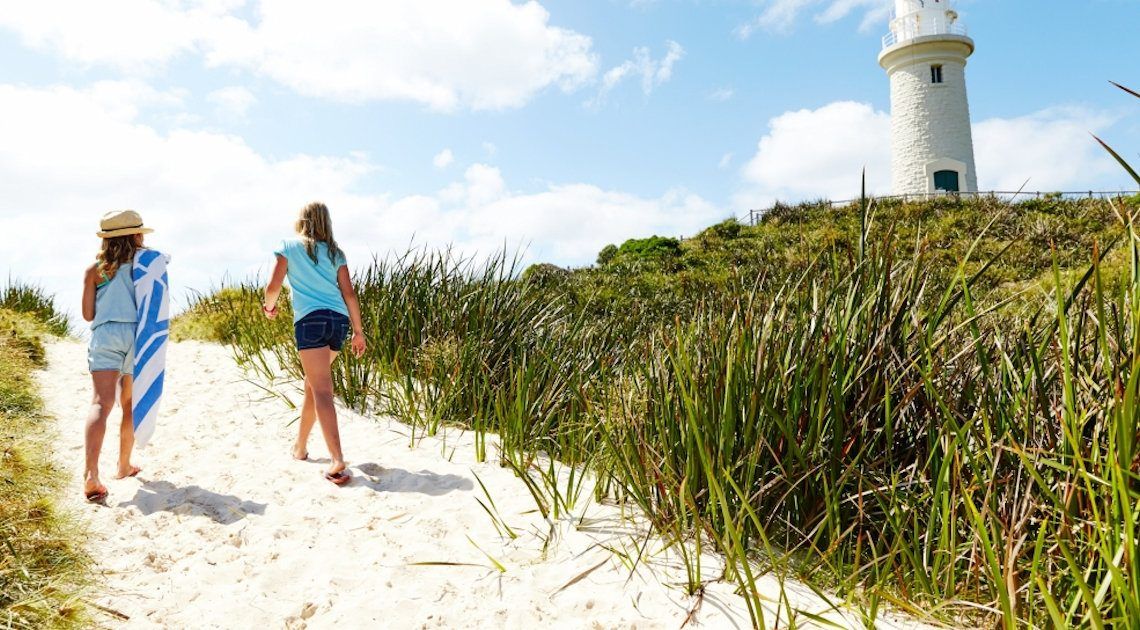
[
  {"xmin": 274, "ymin": 238, "xmax": 348, "ymax": 323},
  {"xmin": 92, "ymin": 263, "xmax": 137, "ymax": 330}
]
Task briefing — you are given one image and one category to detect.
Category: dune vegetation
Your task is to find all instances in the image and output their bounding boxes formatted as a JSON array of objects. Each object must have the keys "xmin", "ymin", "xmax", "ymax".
[
  {"xmin": 174, "ymin": 188, "xmax": 1139, "ymax": 628},
  {"xmin": 0, "ymin": 281, "xmax": 89, "ymax": 629},
  {"xmin": 174, "ymin": 87, "xmax": 1140, "ymax": 628}
]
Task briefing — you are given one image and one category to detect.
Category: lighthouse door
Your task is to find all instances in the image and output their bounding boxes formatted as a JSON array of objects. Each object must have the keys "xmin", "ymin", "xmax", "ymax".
[{"xmin": 933, "ymin": 170, "xmax": 960, "ymax": 192}]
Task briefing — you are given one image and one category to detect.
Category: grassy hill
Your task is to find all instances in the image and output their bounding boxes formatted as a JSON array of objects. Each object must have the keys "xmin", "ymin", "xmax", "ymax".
[{"xmin": 530, "ymin": 193, "xmax": 1139, "ymax": 326}]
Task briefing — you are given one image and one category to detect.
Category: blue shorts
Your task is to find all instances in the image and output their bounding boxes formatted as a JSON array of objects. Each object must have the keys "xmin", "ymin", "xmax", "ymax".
[
  {"xmin": 88, "ymin": 322, "xmax": 135, "ymax": 374},
  {"xmin": 295, "ymin": 309, "xmax": 350, "ymax": 351}
]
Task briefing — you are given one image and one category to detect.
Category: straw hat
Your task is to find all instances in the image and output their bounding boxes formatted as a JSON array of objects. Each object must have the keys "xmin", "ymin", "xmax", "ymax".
[{"xmin": 97, "ymin": 210, "xmax": 154, "ymax": 238}]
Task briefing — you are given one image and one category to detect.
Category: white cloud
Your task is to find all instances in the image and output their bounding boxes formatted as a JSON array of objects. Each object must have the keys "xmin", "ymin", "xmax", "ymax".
[
  {"xmin": 0, "ymin": 81, "xmax": 721, "ymax": 319},
  {"xmin": 735, "ymin": 100, "xmax": 1132, "ymax": 210},
  {"xmin": 392, "ymin": 164, "xmax": 721, "ymax": 262},
  {"xmin": 0, "ymin": 1, "xmax": 239, "ymax": 72},
  {"xmin": 719, "ymin": 152, "xmax": 734, "ymax": 169},
  {"xmin": 589, "ymin": 40, "xmax": 684, "ymax": 107},
  {"xmin": 0, "ymin": 0, "xmax": 600, "ymax": 112},
  {"xmin": 213, "ymin": 2, "xmax": 598, "ymax": 111},
  {"xmin": 433, "ymin": 149, "xmax": 455, "ymax": 169},
  {"xmin": 738, "ymin": 0, "xmax": 890, "ymax": 37},
  {"xmin": 974, "ymin": 107, "xmax": 1120, "ymax": 192},
  {"xmin": 814, "ymin": 0, "xmax": 892, "ymax": 31},
  {"xmin": 207, "ymin": 85, "xmax": 257, "ymax": 118},
  {"xmin": 736, "ymin": 101, "xmax": 891, "ymax": 208},
  {"xmin": 708, "ymin": 87, "xmax": 735, "ymax": 102},
  {"xmin": 482, "ymin": 142, "xmax": 499, "ymax": 157}
]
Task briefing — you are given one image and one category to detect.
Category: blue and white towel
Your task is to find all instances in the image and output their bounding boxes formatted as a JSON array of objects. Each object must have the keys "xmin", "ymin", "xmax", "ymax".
[{"xmin": 132, "ymin": 249, "xmax": 170, "ymax": 448}]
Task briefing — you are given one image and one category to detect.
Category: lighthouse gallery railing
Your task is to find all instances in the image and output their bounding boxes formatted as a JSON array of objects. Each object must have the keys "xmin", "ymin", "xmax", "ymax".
[{"xmin": 882, "ymin": 19, "xmax": 968, "ymax": 49}]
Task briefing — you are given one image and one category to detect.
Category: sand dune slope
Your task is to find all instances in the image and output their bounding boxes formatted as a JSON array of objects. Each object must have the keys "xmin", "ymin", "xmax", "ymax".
[{"xmin": 39, "ymin": 340, "xmax": 929, "ymax": 629}]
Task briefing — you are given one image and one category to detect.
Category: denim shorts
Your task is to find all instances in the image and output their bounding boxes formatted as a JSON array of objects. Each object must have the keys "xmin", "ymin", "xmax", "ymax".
[
  {"xmin": 88, "ymin": 322, "xmax": 135, "ymax": 374},
  {"xmin": 295, "ymin": 309, "xmax": 350, "ymax": 351}
]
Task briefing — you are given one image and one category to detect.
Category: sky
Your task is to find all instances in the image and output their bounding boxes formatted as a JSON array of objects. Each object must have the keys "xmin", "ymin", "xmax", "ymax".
[{"xmin": 1, "ymin": 0, "xmax": 1138, "ymax": 318}]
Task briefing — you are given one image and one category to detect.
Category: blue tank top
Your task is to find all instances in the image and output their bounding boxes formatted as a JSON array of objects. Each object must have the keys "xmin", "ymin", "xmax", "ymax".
[
  {"xmin": 274, "ymin": 239, "xmax": 349, "ymax": 323},
  {"xmin": 92, "ymin": 263, "xmax": 137, "ymax": 330}
]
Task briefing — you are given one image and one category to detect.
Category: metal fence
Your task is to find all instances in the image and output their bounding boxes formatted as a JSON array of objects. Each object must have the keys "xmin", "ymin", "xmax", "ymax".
[{"xmin": 744, "ymin": 190, "xmax": 1139, "ymax": 226}]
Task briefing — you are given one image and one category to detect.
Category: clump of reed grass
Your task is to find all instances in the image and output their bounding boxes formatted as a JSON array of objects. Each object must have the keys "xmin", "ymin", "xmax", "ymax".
[{"xmin": 0, "ymin": 280, "xmax": 70, "ymax": 338}]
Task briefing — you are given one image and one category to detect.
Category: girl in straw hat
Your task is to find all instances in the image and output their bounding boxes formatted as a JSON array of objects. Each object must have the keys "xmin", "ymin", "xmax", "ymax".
[
  {"xmin": 80, "ymin": 210, "xmax": 152, "ymax": 502},
  {"xmin": 263, "ymin": 201, "xmax": 366, "ymax": 486}
]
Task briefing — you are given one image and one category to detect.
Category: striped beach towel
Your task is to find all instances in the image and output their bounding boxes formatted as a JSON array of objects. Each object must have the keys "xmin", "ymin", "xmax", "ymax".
[{"xmin": 132, "ymin": 249, "xmax": 170, "ymax": 448}]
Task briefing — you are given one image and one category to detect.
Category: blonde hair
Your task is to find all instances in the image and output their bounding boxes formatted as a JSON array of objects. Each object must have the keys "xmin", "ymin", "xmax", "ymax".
[
  {"xmin": 295, "ymin": 201, "xmax": 344, "ymax": 265},
  {"xmin": 96, "ymin": 235, "xmax": 141, "ymax": 278}
]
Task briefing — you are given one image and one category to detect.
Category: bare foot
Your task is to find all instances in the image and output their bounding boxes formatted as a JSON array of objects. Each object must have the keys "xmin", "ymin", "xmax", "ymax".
[
  {"xmin": 84, "ymin": 479, "xmax": 108, "ymax": 502},
  {"xmin": 292, "ymin": 445, "xmax": 309, "ymax": 461},
  {"xmin": 114, "ymin": 465, "xmax": 141, "ymax": 479}
]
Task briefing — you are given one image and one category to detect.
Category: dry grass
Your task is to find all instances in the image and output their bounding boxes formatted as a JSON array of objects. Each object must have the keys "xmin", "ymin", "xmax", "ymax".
[{"xmin": 0, "ymin": 306, "xmax": 90, "ymax": 629}]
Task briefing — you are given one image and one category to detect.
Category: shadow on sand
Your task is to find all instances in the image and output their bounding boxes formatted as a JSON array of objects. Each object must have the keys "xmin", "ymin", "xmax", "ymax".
[
  {"xmin": 118, "ymin": 479, "xmax": 267, "ymax": 525},
  {"xmin": 354, "ymin": 462, "xmax": 473, "ymax": 496}
]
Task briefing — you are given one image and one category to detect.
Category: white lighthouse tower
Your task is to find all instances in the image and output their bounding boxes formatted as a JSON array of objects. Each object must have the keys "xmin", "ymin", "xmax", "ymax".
[{"xmin": 878, "ymin": 0, "xmax": 977, "ymax": 195}]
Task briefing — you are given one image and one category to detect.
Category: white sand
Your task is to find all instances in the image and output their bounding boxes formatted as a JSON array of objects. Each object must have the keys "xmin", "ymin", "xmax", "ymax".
[{"xmin": 38, "ymin": 340, "xmax": 934, "ymax": 629}]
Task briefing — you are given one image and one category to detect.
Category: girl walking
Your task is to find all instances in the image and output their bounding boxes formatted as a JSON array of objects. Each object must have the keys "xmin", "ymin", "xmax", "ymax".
[
  {"xmin": 81, "ymin": 210, "xmax": 150, "ymax": 502},
  {"xmin": 263, "ymin": 202, "xmax": 366, "ymax": 486}
]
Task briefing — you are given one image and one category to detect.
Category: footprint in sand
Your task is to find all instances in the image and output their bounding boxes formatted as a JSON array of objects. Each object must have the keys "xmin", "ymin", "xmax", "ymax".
[{"xmin": 283, "ymin": 602, "xmax": 317, "ymax": 629}]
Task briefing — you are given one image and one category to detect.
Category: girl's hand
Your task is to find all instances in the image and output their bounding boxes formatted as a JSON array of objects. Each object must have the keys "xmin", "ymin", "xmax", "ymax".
[
  {"xmin": 350, "ymin": 331, "xmax": 366, "ymax": 358},
  {"xmin": 262, "ymin": 304, "xmax": 278, "ymax": 320}
]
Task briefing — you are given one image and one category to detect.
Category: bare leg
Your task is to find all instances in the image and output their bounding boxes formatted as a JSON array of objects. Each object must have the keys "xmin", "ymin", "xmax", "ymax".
[
  {"xmin": 298, "ymin": 347, "xmax": 345, "ymax": 476},
  {"xmin": 115, "ymin": 375, "xmax": 140, "ymax": 479},
  {"xmin": 84, "ymin": 371, "xmax": 120, "ymax": 497},
  {"xmin": 293, "ymin": 351, "xmax": 339, "ymax": 460},
  {"xmin": 294, "ymin": 379, "xmax": 316, "ymax": 459}
]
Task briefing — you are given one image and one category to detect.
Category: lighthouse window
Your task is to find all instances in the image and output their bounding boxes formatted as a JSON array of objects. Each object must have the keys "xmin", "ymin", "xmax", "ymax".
[
  {"xmin": 931, "ymin": 65, "xmax": 944, "ymax": 84},
  {"xmin": 934, "ymin": 170, "xmax": 960, "ymax": 192}
]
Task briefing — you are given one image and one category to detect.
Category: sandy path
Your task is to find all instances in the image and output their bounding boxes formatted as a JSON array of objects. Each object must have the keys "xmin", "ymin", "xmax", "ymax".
[{"xmin": 38, "ymin": 340, "xmax": 929, "ymax": 629}]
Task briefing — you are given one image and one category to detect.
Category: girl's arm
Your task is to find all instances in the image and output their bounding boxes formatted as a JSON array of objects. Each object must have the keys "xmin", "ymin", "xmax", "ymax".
[
  {"xmin": 263, "ymin": 255, "xmax": 288, "ymax": 319},
  {"xmin": 81, "ymin": 264, "xmax": 98, "ymax": 322},
  {"xmin": 336, "ymin": 266, "xmax": 366, "ymax": 358}
]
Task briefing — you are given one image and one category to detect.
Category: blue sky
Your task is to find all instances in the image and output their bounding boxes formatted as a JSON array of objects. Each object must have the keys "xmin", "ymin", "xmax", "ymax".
[{"xmin": 1, "ymin": 0, "xmax": 1138, "ymax": 314}]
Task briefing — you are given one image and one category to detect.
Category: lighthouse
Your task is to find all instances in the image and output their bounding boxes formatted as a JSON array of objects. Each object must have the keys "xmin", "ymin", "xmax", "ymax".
[{"xmin": 878, "ymin": 0, "xmax": 977, "ymax": 195}]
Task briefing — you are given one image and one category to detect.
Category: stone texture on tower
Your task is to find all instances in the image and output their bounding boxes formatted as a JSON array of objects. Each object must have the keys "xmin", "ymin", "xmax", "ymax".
[{"xmin": 879, "ymin": 0, "xmax": 978, "ymax": 195}]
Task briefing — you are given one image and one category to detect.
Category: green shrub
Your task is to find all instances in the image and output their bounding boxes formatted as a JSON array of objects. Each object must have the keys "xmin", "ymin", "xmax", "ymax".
[
  {"xmin": 700, "ymin": 218, "xmax": 743, "ymax": 241},
  {"xmin": 595, "ymin": 244, "xmax": 617, "ymax": 266},
  {"xmin": 614, "ymin": 235, "xmax": 681, "ymax": 262},
  {"xmin": 521, "ymin": 263, "xmax": 570, "ymax": 291}
]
